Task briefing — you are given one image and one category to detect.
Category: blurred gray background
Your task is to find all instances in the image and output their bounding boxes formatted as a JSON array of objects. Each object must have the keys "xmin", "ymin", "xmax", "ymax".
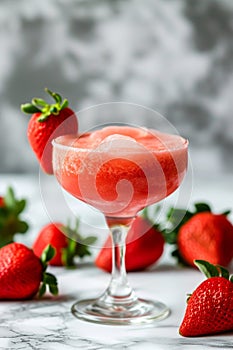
[{"xmin": 0, "ymin": 0, "xmax": 232, "ymax": 178}]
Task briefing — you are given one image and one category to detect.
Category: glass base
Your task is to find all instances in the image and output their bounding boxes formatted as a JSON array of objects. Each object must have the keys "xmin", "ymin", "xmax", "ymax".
[{"xmin": 71, "ymin": 296, "xmax": 170, "ymax": 325}]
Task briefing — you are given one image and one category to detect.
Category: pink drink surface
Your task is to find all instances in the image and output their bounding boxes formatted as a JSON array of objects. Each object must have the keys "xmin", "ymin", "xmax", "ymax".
[{"xmin": 53, "ymin": 126, "xmax": 188, "ymax": 217}]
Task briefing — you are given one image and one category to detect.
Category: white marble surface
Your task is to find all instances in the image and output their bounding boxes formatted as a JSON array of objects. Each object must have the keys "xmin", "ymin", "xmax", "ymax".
[{"xmin": 0, "ymin": 174, "xmax": 233, "ymax": 350}]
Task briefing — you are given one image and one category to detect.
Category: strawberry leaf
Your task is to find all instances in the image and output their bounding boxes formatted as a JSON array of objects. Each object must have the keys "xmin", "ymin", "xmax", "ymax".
[
  {"xmin": 61, "ymin": 220, "xmax": 97, "ymax": 267},
  {"xmin": 39, "ymin": 245, "xmax": 59, "ymax": 297},
  {"xmin": 38, "ymin": 283, "xmax": 46, "ymax": 298},
  {"xmin": 32, "ymin": 98, "xmax": 47, "ymax": 107},
  {"xmin": 81, "ymin": 236, "xmax": 97, "ymax": 245},
  {"xmin": 41, "ymin": 244, "xmax": 56, "ymax": 269},
  {"xmin": 0, "ymin": 187, "xmax": 29, "ymax": 247},
  {"xmin": 194, "ymin": 260, "xmax": 219, "ymax": 278},
  {"xmin": 15, "ymin": 199, "xmax": 27, "ymax": 215},
  {"xmin": 194, "ymin": 202, "xmax": 211, "ymax": 213},
  {"xmin": 21, "ymin": 103, "xmax": 41, "ymax": 114},
  {"xmin": 141, "ymin": 206, "xmax": 150, "ymax": 220},
  {"xmin": 61, "ymin": 99, "xmax": 69, "ymax": 110},
  {"xmin": 21, "ymin": 88, "xmax": 69, "ymax": 120},
  {"xmin": 4, "ymin": 187, "xmax": 16, "ymax": 208},
  {"xmin": 43, "ymin": 272, "xmax": 57, "ymax": 285},
  {"xmin": 75, "ymin": 244, "xmax": 92, "ymax": 258},
  {"xmin": 222, "ymin": 209, "xmax": 231, "ymax": 216},
  {"xmin": 61, "ymin": 238, "xmax": 77, "ymax": 267},
  {"xmin": 16, "ymin": 220, "xmax": 29, "ymax": 233},
  {"xmin": 163, "ymin": 208, "xmax": 192, "ymax": 246},
  {"xmin": 48, "ymin": 284, "xmax": 59, "ymax": 295},
  {"xmin": 167, "ymin": 208, "xmax": 193, "ymax": 230},
  {"xmin": 195, "ymin": 260, "xmax": 232, "ymax": 281},
  {"xmin": 216, "ymin": 265, "xmax": 229, "ymax": 280},
  {"xmin": 40, "ymin": 272, "xmax": 58, "ymax": 297},
  {"xmin": 43, "ymin": 272, "xmax": 58, "ymax": 295},
  {"xmin": 45, "ymin": 88, "xmax": 62, "ymax": 104}
]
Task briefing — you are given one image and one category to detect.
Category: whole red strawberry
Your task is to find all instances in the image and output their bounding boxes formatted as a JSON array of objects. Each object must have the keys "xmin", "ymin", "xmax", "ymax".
[
  {"xmin": 165, "ymin": 203, "xmax": 233, "ymax": 267},
  {"xmin": 0, "ymin": 187, "xmax": 29, "ymax": 248},
  {"xmin": 95, "ymin": 215, "xmax": 164, "ymax": 272},
  {"xmin": 180, "ymin": 260, "xmax": 233, "ymax": 337},
  {"xmin": 33, "ymin": 222, "xmax": 96, "ymax": 267},
  {"xmin": 0, "ymin": 243, "xmax": 58, "ymax": 299},
  {"xmin": 21, "ymin": 88, "xmax": 78, "ymax": 174}
]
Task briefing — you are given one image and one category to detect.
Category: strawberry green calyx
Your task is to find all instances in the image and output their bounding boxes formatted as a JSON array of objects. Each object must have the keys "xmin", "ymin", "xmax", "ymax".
[
  {"xmin": 194, "ymin": 260, "xmax": 233, "ymax": 281},
  {"xmin": 0, "ymin": 187, "xmax": 29, "ymax": 248},
  {"xmin": 61, "ymin": 220, "xmax": 97, "ymax": 267},
  {"xmin": 39, "ymin": 244, "xmax": 58, "ymax": 297},
  {"xmin": 21, "ymin": 88, "xmax": 69, "ymax": 122},
  {"xmin": 185, "ymin": 260, "xmax": 233, "ymax": 303}
]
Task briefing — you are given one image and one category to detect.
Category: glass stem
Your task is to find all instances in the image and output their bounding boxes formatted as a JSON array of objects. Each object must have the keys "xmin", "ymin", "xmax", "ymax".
[{"xmin": 104, "ymin": 224, "xmax": 137, "ymax": 303}]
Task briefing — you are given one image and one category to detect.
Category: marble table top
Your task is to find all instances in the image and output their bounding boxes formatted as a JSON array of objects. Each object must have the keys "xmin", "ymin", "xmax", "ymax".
[{"xmin": 0, "ymin": 174, "xmax": 233, "ymax": 350}]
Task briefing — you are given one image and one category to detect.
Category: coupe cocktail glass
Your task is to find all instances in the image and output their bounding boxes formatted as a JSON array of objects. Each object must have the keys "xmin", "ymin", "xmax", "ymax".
[{"xmin": 52, "ymin": 125, "xmax": 188, "ymax": 325}]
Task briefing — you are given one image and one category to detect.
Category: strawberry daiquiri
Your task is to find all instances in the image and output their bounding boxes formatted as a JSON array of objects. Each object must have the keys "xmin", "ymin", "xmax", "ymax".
[
  {"xmin": 53, "ymin": 126, "xmax": 188, "ymax": 218},
  {"xmin": 52, "ymin": 125, "xmax": 188, "ymax": 325}
]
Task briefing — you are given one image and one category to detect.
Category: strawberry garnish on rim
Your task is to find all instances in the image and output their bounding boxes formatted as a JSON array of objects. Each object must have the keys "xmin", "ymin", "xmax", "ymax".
[{"xmin": 21, "ymin": 88, "xmax": 78, "ymax": 174}]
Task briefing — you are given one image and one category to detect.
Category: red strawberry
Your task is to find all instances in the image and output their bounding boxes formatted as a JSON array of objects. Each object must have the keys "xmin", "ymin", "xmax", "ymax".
[
  {"xmin": 0, "ymin": 187, "xmax": 29, "ymax": 248},
  {"xmin": 0, "ymin": 197, "xmax": 4, "ymax": 207},
  {"xmin": 165, "ymin": 203, "xmax": 233, "ymax": 267},
  {"xmin": 33, "ymin": 222, "xmax": 96, "ymax": 267},
  {"xmin": 0, "ymin": 243, "xmax": 58, "ymax": 300},
  {"xmin": 179, "ymin": 260, "xmax": 233, "ymax": 337},
  {"xmin": 95, "ymin": 215, "xmax": 164, "ymax": 272},
  {"xmin": 21, "ymin": 88, "xmax": 78, "ymax": 174}
]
